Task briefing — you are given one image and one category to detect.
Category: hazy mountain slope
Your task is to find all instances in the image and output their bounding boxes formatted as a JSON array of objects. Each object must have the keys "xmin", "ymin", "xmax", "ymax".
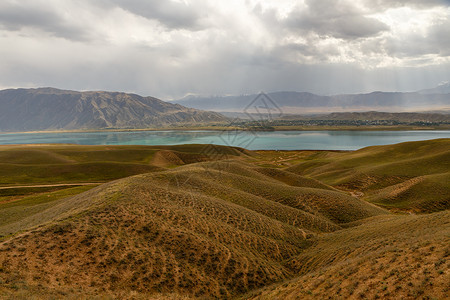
[
  {"xmin": 306, "ymin": 111, "xmax": 450, "ymax": 122},
  {"xmin": 0, "ymin": 88, "xmax": 226, "ymax": 132},
  {"xmin": 418, "ymin": 82, "xmax": 450, "ymax": 94},
  {"xmin": 173, "ymin": 91, "xmax": 450, "ymax": 113}
]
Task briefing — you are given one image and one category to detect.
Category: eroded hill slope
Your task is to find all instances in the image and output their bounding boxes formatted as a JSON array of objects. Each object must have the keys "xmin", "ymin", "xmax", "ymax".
[
  {"xmin": 0, "ymin": 140, "xmax": 448, "ymax": 299},
  {"xmin": 0, "ymin": 160, "xmax": 386, "ymax": 298},
  {"xmin": 286, "ymin": 139, "xmax": 450, "ymax": 213}
]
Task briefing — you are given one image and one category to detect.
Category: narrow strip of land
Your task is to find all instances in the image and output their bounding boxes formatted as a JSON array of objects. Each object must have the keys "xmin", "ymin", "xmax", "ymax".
[{"xmin": 0, "ymin": 183, "xmax": 101, "ymax": 190}]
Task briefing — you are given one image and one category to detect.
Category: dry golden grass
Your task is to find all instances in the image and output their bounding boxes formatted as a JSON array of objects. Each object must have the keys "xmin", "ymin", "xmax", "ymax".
[
  {"xmin": 367, "ymin": 172, "xmax": 450, "ymax": 213},
  {"xmin": 286, "ymin": 138, "xmax": 450, "ymax": 213},
  {"xmin": 247, "ymin": 211, "xmax": 450, "ymax": 300},
  {"xmin": 0, "ymin": 156, "xmax": 387, "ymax": 298},
  {"xmin": 0, "ymin": 140, "xmax": 448, "ymax": 299},
  {"xmin": 0, "ymin": 144, "xmax": 251, "ymax": 186}
]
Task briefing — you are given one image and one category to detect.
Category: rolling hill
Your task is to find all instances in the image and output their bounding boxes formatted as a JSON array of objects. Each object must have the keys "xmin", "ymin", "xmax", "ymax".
[
  {"xmin": 248, "ymin": 210, "xmax": 450, "ymax": 299},
  {"xmin": 286, "ymin": 139, "xmax": 450, "ymax": 213},
  {"xmin": 0, "ymin": 158, "xmax": 387, "ymax": 299},
  {"xmin": 0, "ymin": 140, "xmax": 449, "ymax": 299},
  {"xmin": 0, "ymin": 88, "xmax": 227, "ymax": 132}
]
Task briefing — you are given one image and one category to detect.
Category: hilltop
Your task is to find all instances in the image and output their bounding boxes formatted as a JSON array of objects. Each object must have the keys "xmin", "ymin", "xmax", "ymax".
[
  {"xmin": 0, "ymin": 140, "xmax": 449, "ymax": 299},
  {"xmin": 0, "ymin": 88, "xmax": 226, "ymax": 132}
]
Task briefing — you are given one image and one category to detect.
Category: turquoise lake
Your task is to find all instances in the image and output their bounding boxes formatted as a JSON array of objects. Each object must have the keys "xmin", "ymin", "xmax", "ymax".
[{"xmin": 0, "ymin": 130, "xmax": 449, "ymax": 150}]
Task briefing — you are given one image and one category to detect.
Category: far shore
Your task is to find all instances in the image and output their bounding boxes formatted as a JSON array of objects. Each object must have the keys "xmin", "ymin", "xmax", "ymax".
[{"xmin": 1, "ymin": 124, "xmax": 450, "ymax": 135}]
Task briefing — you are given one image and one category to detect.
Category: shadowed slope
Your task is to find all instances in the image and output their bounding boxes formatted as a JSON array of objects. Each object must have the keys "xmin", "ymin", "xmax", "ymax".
[
  {"xmin": 252, "ymin": 167, "xmax": 337, "ymax": 190},
  {"xmin": 248, "ymin": 211, "xmax": 450, "ymax": 300},
  {"xmin": 367, "ymin": 172, "xmax": 450, "ymax": 212}
]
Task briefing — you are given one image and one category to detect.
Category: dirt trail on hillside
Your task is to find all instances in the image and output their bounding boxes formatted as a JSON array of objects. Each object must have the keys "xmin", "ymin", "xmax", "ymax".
[{"xmin": 0, "ymin": 183, "xmax": 100, "ymax": 190}]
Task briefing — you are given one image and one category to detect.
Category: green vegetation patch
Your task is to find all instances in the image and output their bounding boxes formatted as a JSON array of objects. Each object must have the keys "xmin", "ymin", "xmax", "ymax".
[{"xmin": 0, "ymin": 185, "xmax": 97, "ymax": 230}]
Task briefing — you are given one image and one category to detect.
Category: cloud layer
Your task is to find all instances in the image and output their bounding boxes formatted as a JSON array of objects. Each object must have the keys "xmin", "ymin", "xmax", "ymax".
[{"xmin": 0, "ymin": 0, "xmax": 449, "ymax": 98}]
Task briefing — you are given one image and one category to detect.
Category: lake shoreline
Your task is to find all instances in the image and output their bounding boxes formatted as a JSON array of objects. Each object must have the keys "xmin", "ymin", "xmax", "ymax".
[
  {"xmin": 1, "ymin": 130, "xmax": 449, "ymax": 151},
  {"xmin": 1, "ymin": 124, "xmax": 450, "ymax": 135}
]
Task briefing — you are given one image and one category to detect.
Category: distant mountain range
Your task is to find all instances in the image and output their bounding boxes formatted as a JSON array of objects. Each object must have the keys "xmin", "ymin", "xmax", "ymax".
[
  {"xmin": 0, "ymin": 88, "xmax": 226, "ymax": 132},
  {"xmin": 418, "ymin": 82, "xmax": 450, "ymax": 94},
  {"xmin": 282, "ymin": 111, "xmax": 450, "ymax": 122},
  {"xmin": 1, "ymin": 86, "xmax": 449, "ymax": 133},
  {"xmin": 173, "ymin": 86, "xmax": 450, "ymax": 115}
]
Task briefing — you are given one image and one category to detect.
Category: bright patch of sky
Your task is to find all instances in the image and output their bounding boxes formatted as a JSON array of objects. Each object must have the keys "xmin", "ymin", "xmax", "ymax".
[{"xmin": 0, "ymin": 0, "xmax": 449, "ymax": 98}]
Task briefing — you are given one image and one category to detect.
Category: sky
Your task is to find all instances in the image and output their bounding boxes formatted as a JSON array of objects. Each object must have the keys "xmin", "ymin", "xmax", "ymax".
[{"xmin": 0, "ymin": 0, "xmax": 449, "ymax": 99}]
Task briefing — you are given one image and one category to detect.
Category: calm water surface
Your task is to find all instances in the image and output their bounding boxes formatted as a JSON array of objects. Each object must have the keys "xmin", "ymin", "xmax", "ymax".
[{"xmin": 0, "ymin": 130, "xmax": 449, "ymax": 150}]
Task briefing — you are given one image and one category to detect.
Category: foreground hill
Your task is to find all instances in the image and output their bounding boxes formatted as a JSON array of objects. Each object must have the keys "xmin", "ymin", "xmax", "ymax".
[
  {"xmin": 0, "ymin": 144, "xmax": 252, "ymax": 238},
  {"xmin": 0, "ymin": 88, "xmax": 226, "ymax": 132},
  {"xmin": 0, "ymin": 154, "xmax": 386, "ymax": 298},
  {"xmin": 0, "ymin": 140, "xmax": 449, "ymax": 299},
  {"xmin": 249, "ymin": 211, "xmax": 450, "ymax": 299}
]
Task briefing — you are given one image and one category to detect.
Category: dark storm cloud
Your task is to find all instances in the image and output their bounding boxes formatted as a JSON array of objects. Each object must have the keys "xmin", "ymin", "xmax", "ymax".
[
  {"xmin": 0, "ymin": 1, "xmax": 91, "ymax": 41},
  {"xmin": 110, "ymin": 0, "xmax": 205, "ymax": 30},
  {"xmin": 285, "ymin": 0, "xmax": 389, "ymax": 40}
]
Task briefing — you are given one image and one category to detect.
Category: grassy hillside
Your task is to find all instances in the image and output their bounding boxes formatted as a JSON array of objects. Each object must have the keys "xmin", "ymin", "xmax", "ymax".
[
  {"xmin": 248, "ymin": 211, "xmax": 450, "ymax": 300},
  {"xmin": 0, "ymin": 155, "xmax": 387, "ymax": 298},
  {"xmin": 0, "ymin": 139, "xmax": 448, "ymax": 299},
  {"xmin": 367, "ymin": 173, "xmax": 450, "ymax": 213},
  {"xmin": 286, "ymin": 139, "xmax": 450, "ymax": 213},
  {"xmin": 0, "ymin": 143, "xmax": 252, "ymax": 239},
  {"xmin": 0, "ymin": 144, "xmax": 250, "ymax": 186}
]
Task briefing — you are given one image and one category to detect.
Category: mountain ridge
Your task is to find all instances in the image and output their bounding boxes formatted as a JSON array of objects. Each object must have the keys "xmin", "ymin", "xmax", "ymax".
[
  {"xmin": 0, "ymin": 88, "xmax": 227, "ymax": 132},
  {"xmin": 173, "ymin": 90, "xmax": 450, "ymax": 114},
  {"xmin": 418, "ymin": 82, "xmax": 450, "ymax": 94}
]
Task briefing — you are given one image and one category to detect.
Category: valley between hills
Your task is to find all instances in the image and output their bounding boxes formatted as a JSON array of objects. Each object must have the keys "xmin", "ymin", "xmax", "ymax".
[{"xmin": 0, "ymin": 139, "xmax": 449, "ymax": 299}]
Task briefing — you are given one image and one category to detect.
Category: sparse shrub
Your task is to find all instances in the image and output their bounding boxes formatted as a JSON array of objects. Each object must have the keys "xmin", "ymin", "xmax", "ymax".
[
  {"xmin": 443, "ymin": 248, "xmax": 450, "ymax": 257},
  {"xmin": 434, "ymin": 258, "xmax": 445, "ymax": 268}
]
